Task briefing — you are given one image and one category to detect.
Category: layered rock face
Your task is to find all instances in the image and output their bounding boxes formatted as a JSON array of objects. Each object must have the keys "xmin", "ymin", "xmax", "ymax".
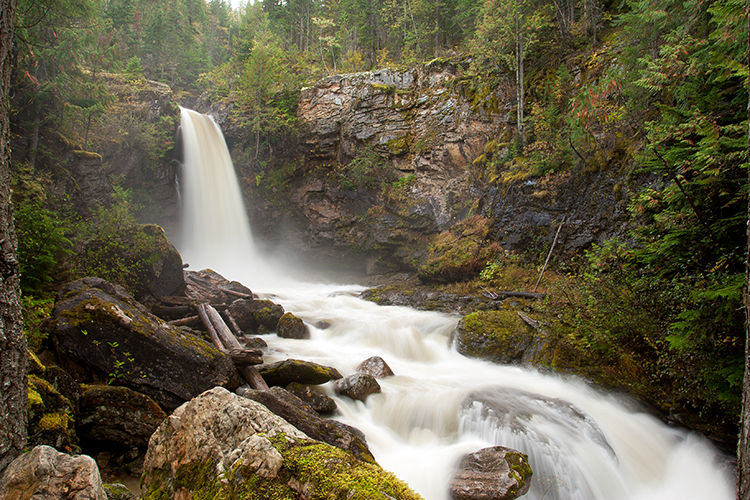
[{"xmin": 291, "ymin": 61, "xmax": 505, "ymax": 266}]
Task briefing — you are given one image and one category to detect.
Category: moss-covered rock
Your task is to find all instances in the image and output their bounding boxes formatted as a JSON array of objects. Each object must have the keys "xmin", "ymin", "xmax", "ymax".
[
  {"xmin": 27, "ymin": 375, "xmax": 78, "ymax": 453},
  {"xmin": 259, "ymin": 359, "xmax": 342, "ymax": 387},
  {"xmin": 454, "ymin": 310, "xmax": 543, "ymax": 364},
  {"xmin": 46, "ymin": 277, "xmax": 238, "ymax": 410},
  {"xmin": 285, "ymin": 382, "xmax": 337, "ymax": 415},
  {"xmin": 276, "ymin": 312, "xmax": 310, "ymax": 339},
  {"xmin": 141, "ymin": 387, "xmax": 422, "ymax": 500},
  {"xmin": 418, "ymin": 216, "xmax": 502, "ymax": 284}
]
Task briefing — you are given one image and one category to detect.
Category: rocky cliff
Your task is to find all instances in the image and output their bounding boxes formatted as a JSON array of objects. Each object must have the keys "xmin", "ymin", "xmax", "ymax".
[{"xmin": 234, "ymin": 58, "xmax": 633, "ymax": 273}]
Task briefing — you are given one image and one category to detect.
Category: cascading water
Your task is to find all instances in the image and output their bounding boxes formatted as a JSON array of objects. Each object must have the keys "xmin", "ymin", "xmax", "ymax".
[{"xmin": 177, "ymin": 108, "xmax": 735, "ymax": 500}]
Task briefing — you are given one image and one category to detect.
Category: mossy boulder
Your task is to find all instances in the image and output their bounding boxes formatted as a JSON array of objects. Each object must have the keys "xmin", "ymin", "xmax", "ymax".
[
  {"xmin": 227, "ymin": 298, "xmax": 286, "ymax": 335},
  {"xmin": 418, "ymin": 216, "xmax": 502, "ymax": 284},
  {"xmin": 237, "ymin": 386, "xmax": 373, "ymax": 463},
  {"xmin": 46, "ymin": 277, "xmax": 239, "ymax": 410},
  {"xmin": 141, "ymin": 387, "xmax": 422, "ymax": 500},
  {"xmin": 77, "ymin": 384, "xmax": 167, "ymax": 451},
  {"xmin": 454, "ymin": 310, "xmax": 544, "ymax": 364},
  {"xmin": 449, "ymin": 446, "xmax": 532, "ymax": 500},
  {"xmin": 259, "ymin": 359, "xmax": 342, "ymax": 387},
  {"xmin": 276, "ymin": 312, "xmax": 310, "ymax": 339},
  {"xmin": 27, "ymin": 375, "xmax": 78, "ymax": 453}
]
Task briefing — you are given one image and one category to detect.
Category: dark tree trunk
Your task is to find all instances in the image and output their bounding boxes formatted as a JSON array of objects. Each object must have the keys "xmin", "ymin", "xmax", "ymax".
[
  {"xmin": 0, "ymin": 0, "xmax": 27, "ymax": 475},
  {"xmin": 739, "ymin": 11, "xmax": 750, "ymax": 500}
]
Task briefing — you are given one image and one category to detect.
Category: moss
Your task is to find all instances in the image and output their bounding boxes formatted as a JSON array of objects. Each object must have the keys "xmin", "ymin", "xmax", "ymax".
[
  {"xmin": 267, "ymin": 435, "xmax": 423, "ymax": 500},
  {"xmin": 386, "ymin": 136, "xmax": 411, "ymax": 154},
  {"xmin": 370, "ymin": 83, "xmax": 396, "ymax": 93},
  {"xmin": 38, "ymin": 412, "xmax": 70, "ymax": 432},
  {"xmin": 173, "ymin": 460, "xmax": 225, "ymax": 498},
  {"xmin": 455, "ymin": 310, "xmax": 537, "ymax": 364},
  {"xmin": 28, "ymin": 386, "xmax": 43, "ymax": 408}
]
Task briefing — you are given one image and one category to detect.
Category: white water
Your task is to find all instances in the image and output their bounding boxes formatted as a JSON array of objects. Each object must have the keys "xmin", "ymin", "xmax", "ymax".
[{"xmin": 177, "ymin": 108, "xmax": 735, "ymax": 500}]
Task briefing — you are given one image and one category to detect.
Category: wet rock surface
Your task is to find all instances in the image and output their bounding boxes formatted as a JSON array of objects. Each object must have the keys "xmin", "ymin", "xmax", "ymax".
[
  {"xmin": 285, "ymin": 382, "xmax": 337, "ymax": 414},
  {"xmin": 356, "ymin": 356, "xmax": 395, "ymax": 378}
]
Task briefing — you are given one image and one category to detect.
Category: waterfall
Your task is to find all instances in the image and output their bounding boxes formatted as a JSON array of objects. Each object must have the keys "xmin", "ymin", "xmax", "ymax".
[
  {"xmin": 176, "ymin": 108, "xmax": 735, "ymax": 500},
  {"xmin": 178, "ymin": 107, "xmax": 258, "ymax": 276}
]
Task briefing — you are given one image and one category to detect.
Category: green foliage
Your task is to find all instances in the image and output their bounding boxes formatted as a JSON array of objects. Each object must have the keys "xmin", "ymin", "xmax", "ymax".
[
  {"xmin": 21, "ymin": 296, "xmax": 56, "ymax": 350},
  {"xmin": 14, "ymin": 200, "xmax": 73, "ymax": 295},
  {"xmin": 337, "ymin": 146, "xmax": 395, "ymax": 191}
]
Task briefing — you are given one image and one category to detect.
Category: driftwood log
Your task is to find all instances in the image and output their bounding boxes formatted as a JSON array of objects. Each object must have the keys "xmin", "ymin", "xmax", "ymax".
[{"xmin": 197, "ymin": 303, "xmax": 269, "ymax": 390}]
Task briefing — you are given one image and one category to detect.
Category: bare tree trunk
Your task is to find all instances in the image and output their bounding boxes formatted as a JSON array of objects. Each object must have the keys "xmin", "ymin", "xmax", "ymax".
[
  {"xmin": 0, "ymin": 0, "xmax": 27, "ymax": 475},
  {"xmin": 737, "ymin": 12, "xmax": 750, "ymax": 500}
]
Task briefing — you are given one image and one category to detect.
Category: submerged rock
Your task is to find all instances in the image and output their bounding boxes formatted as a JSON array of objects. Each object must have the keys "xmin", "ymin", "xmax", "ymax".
[
  {"xmin": 357, "ymin": 356, "xmax": 395, "ymax": 378},
  {"xmin": 0, "ymin": 445, "xmax": 107, "ymax": 499},
  {"xmin": 238, "ymin": 386, "xmax": 373, "ymax": 462},
  {"xmin": 449, "ymin": 446, "xmax": 532, "ymax": 500},
  {"xmin": 276, "ymin": 312, "xmax": 310, "ymax": 339},
  {"xmin": 77, "ymin": 385, "xmax": 166, "ymax": 451},
  {"xmin": 334, "ymin": 373, "xmax": 382, "ymax": 402},
  {"xmin": 258, "ymin": 358, "xmax": 342, "ymax": 387},
  {"xmin": 141, "ymin": 387, "xmax": 422, "ymax": 499},
  {"xmin": 46, "ymin": 277, "xmax": 238, "ymax": 410}
]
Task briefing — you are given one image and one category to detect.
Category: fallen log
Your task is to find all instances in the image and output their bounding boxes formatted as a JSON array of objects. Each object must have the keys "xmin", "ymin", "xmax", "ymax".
[
  {"xmin": 168, "ymin": 315, "xmax": 200, "ymax": 327},
  {"xmin": 224, "ymin": 309, "xmax": 243, "ymax": 337},
  {"xmin": 229, "ymin": 347, "xmax": 263, "ymax": 366},
  {"xmin": 197, "ymin": 303, "xmax": 269, "ymax": 390},
  {"xmin": 218, "ymin": 286, "xmax": 254, "ymax": 300}
]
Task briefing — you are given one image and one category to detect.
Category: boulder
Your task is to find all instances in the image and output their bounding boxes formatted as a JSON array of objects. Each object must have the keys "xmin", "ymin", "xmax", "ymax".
[
  {"xmin": 241, "ymin": 335, "xmax": 268, "ymax": 350},
  {"xmin": 141, "ymin": 387, "xmax": 421, "ymax": 499},
  {"xmin": 334, "ymin": 374, "xmax": 381, "ymax": 402},
  {"xmin": 184, "ymin": 270, "xmax": 255, "ymax": 305},
  {"xmin": 237, "ymin": 386, "xmax": 373, "ymax": 462},
  {"xmin": 449, "ymin": 446, "xmax": 532, "ymax": 500},
  {"xmin": 27, "ymin": 375, "xmax": 78, "ymax": 453},
  {"xmin": 77, "ymin": 385, "xmax": 167, "ymax": 451},
  {"xmin": 227, "ymin": 298, "xmax": 285, "ymax": 334},
  {"xmin": 259, "ymin": 359, "xmax": 342, "ymax": 387},
  {"xmin": 454, "ymin": 310, "xmax": 543, "ymax": 364},
  {"xmin": 46, "ymin": 277, "xmax": 238, "ymax": 410},
  {"xmin": 286, "ymin": 382, "xmax": 337, "ymax": 414},
  {"xmin": 276, "ymin": 312, "xmax": 310, "ymax": 339},
  {"xmin": 0, "ymin": 445, "xmax": 107, "ymax": 500},
  {"xmin": 357, "ymin": 356, "xmax": 395, "ymax": 378},
  {"xmin": 102, "ymin": 483, "xmax": 137, "ymax": 500}
]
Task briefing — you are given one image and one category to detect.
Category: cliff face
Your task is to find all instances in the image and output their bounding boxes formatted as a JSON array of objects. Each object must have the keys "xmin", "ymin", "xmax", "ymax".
[{"xmin": 270, "ymin": 59, "xmax": 631, "ymax": 271}]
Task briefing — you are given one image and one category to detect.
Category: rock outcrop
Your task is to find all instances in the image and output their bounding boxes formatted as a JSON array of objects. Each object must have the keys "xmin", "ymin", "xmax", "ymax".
[
  {"xmin": 449, "ymin": 446, "xmax": 532, "ymax": 500},
  {"xmin": 46, "ymin": 277, "xmax": 238, "ymax": 410},
  {"xmin": 0, "ymin": 445, "xmax": 107, "ymax": 500},
  {"xmin": 141, "ymin": 387, "xmax": 422, "ymax": 499},
  {"xmin": 454, "ymin": 310, "xmax": 545, "ymax": 364}
]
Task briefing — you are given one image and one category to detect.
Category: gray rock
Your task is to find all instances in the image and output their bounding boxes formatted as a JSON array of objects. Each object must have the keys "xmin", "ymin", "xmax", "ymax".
[
  {"xmin": 334, "ymin": 373, "xmax": 381, "ymax": 402},
  {"xmin": 0, "ymin": 445, "xmax": 107, "ymax": 500},
  {"xmin": 449, "ymin": 446, "xmax": 532, "ymax": 500}
]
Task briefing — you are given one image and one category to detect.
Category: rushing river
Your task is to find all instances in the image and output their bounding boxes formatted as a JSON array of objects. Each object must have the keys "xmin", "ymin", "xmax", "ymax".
[{"xmin": 175, "ymin": 107, "xmax": 736, "ymax": 499}]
